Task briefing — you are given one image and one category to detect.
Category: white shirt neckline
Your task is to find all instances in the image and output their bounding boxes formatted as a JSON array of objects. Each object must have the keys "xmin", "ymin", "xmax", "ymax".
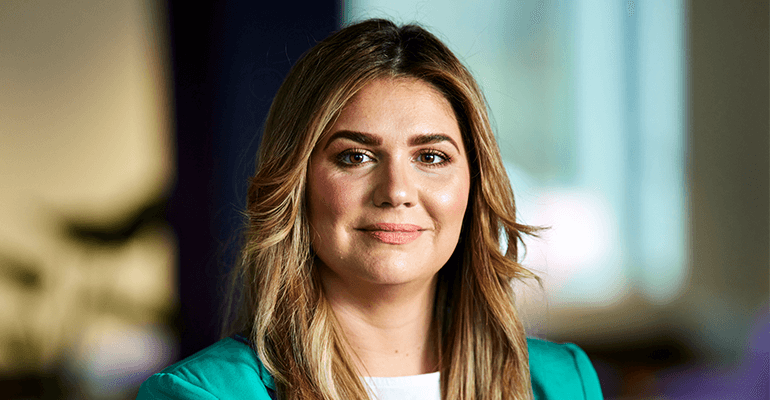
[{"xmin": 362, "ymin": 371, "xmax": 441, "ymax": 400}]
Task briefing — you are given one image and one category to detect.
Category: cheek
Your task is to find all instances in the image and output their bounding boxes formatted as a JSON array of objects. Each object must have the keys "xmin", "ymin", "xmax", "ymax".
[
  {"xmin": 433, "ymin": 175, "xmax": 470, "ymax": 226},
  {"xmin": 307, "ymin": 166, "xmax": 356, "ymax": 229},
  {"xmin": 439, "ymin": 191, "xmax": 468, "ymax": 214}
]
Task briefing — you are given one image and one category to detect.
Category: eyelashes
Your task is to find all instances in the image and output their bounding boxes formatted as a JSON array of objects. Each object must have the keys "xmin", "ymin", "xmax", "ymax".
[
  {"xmin": 335, "ymin": 148, "xmax": 452, "ymax": 168},
  {"xmin": 415, "ymin": 149, "xmax": 451, "ymax": 166},
  {"xmin": 336, "ymin": 149, "xmax": 374, "ymax": 165}
]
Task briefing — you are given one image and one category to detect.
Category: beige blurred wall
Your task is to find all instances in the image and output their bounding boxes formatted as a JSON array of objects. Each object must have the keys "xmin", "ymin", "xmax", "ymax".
[
  {"xmin": 0, "ymin": 0, "xmax": 173, "ymax": 219},
  {"xmin": 0, "ymin": 0, "xmax": 177, "ymax": 395}
]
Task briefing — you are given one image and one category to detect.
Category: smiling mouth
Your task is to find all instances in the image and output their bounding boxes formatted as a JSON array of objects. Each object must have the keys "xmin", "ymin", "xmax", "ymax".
[{"xmin": 359, "ymin": 223, "xmax": 423, "ymax": 244}]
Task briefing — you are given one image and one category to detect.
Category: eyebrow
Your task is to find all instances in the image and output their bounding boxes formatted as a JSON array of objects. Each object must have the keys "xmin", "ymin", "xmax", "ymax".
[
  {"xmin": 323, "ymin": 130, "xmax": 382, "ymax": 150},
  {"xmin": 323, "ymin": 130, "xmax": 460, "ymax": 152},
  {"xmin": 409, "ymin": 133, "xmax": 460, "ymax": 152}
]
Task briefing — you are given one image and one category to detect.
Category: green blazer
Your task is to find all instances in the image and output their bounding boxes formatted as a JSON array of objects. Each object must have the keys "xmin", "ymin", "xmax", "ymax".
[{"xmin": 137, "ymin": 336, "xmax": 603, "ymax": 399}]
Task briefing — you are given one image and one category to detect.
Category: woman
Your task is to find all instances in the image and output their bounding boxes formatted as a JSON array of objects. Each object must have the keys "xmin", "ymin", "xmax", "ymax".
[{"xmin": 138, "ymin": 19, "xmax": 603, "ymax": 400}]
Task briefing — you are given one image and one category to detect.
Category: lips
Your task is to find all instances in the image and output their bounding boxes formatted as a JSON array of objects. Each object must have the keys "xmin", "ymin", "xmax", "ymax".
[{"xmin": 359, "ymin": 223, "xmax": 423, "ymax": 244}]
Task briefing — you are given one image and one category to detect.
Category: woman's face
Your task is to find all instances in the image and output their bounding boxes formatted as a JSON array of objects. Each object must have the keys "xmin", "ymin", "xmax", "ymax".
[{"xmin": 307, "ymin": 77, "xmax": 470, "ymax": 288}]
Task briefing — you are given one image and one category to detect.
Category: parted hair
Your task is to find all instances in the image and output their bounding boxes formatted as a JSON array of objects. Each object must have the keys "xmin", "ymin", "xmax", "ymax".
[{"xmin": 224, "ymin": 18, "xmax": 539, "ymax": 400}]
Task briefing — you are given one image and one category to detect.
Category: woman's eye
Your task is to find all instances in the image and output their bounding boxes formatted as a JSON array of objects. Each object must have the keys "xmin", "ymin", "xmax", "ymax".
[
  {"xmin": 338, "ymin": 151, "xmax": 373, "ymax": 165},
  {"xmin": 417, "ymin": 151, "xmax": 448, "ymax": 165}
]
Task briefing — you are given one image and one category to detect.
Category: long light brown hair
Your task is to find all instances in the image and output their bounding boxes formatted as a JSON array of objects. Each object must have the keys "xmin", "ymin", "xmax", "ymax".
[{"xmin": 224, "ymin": 18, "xmax": 539, "ymax": 400}]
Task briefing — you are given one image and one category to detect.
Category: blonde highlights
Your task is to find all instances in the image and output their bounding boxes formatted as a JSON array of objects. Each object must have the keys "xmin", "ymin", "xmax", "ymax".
[{"xmin": 224, "ymin": 19, "xmax": 538, "ymax": 400}]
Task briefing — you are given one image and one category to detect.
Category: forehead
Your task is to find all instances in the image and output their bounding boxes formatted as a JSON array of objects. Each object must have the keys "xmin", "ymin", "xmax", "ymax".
[
  {"xmin": 319, "ymin": 77, "xmax": 460, "ymax": 144},
  {"xmin": 347, "ymin": 77, "xmax": 449, "ymax": 108}
]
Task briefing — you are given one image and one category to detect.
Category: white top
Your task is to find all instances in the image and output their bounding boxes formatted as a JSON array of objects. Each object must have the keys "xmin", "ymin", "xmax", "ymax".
[{"xmin": 362, "ymin": 372, "xmax": 441, "ymax": 400}]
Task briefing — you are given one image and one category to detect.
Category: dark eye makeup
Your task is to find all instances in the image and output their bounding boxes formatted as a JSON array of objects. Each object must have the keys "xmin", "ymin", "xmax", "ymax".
[
  {"xmin": 334, "ymin": 148, "xmax": 452, "ymax": 168},
  {"xmin": 335, "ymin": 148, "xmax": 374, "ymax": 166},
  {"xmin": 417, "ymin": 149, "xmax": 451, "ymax": 166}
]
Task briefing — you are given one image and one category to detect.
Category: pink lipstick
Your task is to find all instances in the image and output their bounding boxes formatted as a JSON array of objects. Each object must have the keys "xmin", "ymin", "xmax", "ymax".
[{"xmin": 360, "ymin": 223, "xmax": 423, "ymax": 245}]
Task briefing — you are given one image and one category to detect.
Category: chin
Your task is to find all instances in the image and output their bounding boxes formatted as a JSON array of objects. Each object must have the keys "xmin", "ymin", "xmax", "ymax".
[{"xmin": 356, "ymin": 261, "xmax": 442, "ymax": 287}]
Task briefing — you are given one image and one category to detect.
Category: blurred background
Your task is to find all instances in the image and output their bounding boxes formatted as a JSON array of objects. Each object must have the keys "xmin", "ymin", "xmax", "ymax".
[{"xmin": 0, "ymin": 0, "xmax": 766, "ymax": 399}]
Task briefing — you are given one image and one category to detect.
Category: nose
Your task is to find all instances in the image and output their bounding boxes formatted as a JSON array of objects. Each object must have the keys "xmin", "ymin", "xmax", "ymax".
[{"xmin": 372, "ymin": 157, "xmax": 416, "ymax": 208}]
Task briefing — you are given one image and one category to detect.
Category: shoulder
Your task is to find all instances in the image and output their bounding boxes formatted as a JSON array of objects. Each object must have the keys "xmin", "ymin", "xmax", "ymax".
[
  {"xmin": 137, "ymin": 336, "xmax": 277, "ymax": 400},
  {"xmin": 527, "ymin": 337, "xmax": 604, "ymax": 400}
]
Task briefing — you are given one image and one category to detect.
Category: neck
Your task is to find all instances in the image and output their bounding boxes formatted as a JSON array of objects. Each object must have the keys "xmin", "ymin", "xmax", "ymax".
[{"xmin": 320, "ymin": 267, "xmax": 439, "ymax": 377}]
